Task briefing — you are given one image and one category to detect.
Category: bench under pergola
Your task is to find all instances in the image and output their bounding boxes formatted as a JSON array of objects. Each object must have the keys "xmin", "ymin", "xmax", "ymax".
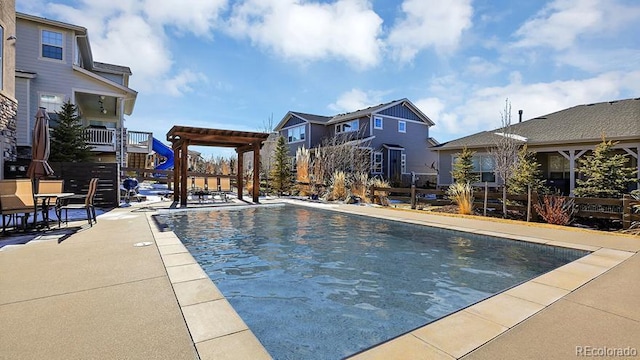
[{"xmin": 166, "ymin": 126, "xmax": 270, "ymax": 206}]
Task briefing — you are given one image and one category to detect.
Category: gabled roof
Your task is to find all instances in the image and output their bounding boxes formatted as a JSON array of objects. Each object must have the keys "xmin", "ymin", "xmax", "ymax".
[
  {"xmin": 329, "ymin": 98, "xmax": 434, "ymax": 126},
  {"xmin": 436, "ymin": 98, "xmax": 640, "ymax": 150},
  {"xmin": 275, "ymin": 98, "xmax": 433, "ymax": 130},
  {"xmin": 93, "ymin": 62, "xmax": 132, "ymax": 76},
  {"xmin": 329, "ymin": 99, "xmax": 401, "ymax": 123},
  {"xmin": 290, "ymin": 111, "xmax": 332, "ymax": 124}
]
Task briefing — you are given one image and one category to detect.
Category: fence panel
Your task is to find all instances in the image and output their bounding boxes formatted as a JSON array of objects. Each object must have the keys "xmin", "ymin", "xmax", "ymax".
[{"xmin": 50, "ymin": 162, "xmax": 119, "ymax": 208}]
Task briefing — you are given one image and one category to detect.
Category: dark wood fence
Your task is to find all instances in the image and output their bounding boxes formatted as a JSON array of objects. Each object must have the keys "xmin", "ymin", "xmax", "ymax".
[
  {"xmin": 49, "ymin": 162, "xmax": 119, "ymax": 208},
  {"xmin": 370, "ymin": 185, "xmax": 640, "ymax": 229}
]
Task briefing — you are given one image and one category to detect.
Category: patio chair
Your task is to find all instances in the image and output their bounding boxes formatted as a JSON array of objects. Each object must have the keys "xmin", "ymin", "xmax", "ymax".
[
  {"xmin": 0, "ymin": 179, "xmax": 38, "ymax": 232},
  {"xmin": 35, "ymin": 179, "xmax": 64, "ymax": 225},
  {"xmin": 58, "ymin": 178, "xmax": 98, "ymax": 227},
  {"xmin": 190, "ymin": 177, "xmax": 211, "ymax": 203},
  {"xmin": 213, "ymin": 176, "xmax": 231, "ymax": 202}
]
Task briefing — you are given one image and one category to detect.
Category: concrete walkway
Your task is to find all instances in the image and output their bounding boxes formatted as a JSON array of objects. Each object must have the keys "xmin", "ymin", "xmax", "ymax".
[
  {"xmin": 1, "ymin": 200, "xmax": 638, "ymax": 359},
  {"xmin": 0, "ymin": 205, "xmax": 198, "ymax": 360}
]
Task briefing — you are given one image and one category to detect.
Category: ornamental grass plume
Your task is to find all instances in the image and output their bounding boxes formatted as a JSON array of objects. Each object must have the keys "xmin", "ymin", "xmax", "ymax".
[
  {"xmin": 369, "ymin": 177, "xmax": 390, "ymax": 206},
  {"xmin": 351, "ymin": 172, "xmax": 369, "ymax": 202},
  {"xmin": 446, "ymin": 182, "xmax": 474, "ymax": 215},
  {"xmin": 296, "ymin": 147, "xmax": 311, "ymax": 196},
  {"xmin": 330, "ymin": 170, "xmax": 348, "ymax": 201}
]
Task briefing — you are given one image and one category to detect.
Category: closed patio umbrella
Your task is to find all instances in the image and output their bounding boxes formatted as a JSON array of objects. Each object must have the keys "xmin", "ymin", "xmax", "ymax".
[{"xmin": 27, "ymin": 108, "xmax": 54, "ymax": 181}]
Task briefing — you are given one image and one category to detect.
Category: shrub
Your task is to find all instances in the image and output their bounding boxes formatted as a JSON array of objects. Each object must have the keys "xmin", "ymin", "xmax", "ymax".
[
  {"xmin": 533, "ymin": 195, "xmax": 576, "ymax": 225},
  {"xmin": 369, "ymin": 177, "xmax": 390, "ymax": 206},
  {"xmin": 329, "ymin": 171, "xmax": 348, "ymax": 201},
  {"xmin": 351, "ymin": 172, "xmax": 369, "ymax": 201},
  {"xmin": 446, "ymin": 182, "xmax": 474, "ymax": 215}
]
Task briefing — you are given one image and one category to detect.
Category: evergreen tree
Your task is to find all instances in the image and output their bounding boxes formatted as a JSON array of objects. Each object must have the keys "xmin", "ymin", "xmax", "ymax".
[
  {"xmin": 269, "ymin": 136, "xmax": 293, "ymax": 196},
  {"xmin": 508, "ymin": 145, "xmax": 546, "ymax": 195},
  {"xmin": 451, "ymin": 147, "xmax": 479, "ymax": 184},
  {"xmin": 574, "ymin": 138, "xmax": 638, "ymax": 198},
  {"xmin": 50, "ymin": 100, "xmax": 92, "ymax": 162}
]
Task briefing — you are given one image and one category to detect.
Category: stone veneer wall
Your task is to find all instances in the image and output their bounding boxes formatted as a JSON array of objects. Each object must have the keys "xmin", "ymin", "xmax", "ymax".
[{"xmin": 0, "ymin": 94, "xmax": 18, "ymax": 162}]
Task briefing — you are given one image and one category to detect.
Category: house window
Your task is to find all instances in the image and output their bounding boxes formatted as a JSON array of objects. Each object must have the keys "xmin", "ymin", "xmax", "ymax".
[
  {"xmin": 0, "ymin": 25, "xmax": 3, "ymax": 90},
  {"xmin": 373, "ymin": 116, "xmax": 383, "ymax": 130},
  {"xmin": 398, "ymin": 120, "xmax": 406, "ymax": 133},
  {"xmin": 372, "ymin": 151, "xmax": 383, "ymax": 173},
  {"xmin": 39, "ymin": 94, "xmax": 64, "ymax": 113},
  {"xmin": 42, "ymin": 29, "xmax": 64, "ymax": 60},
  {"xmin": 401, "ymin": 153, "xmax": 407, "ymax": 174},
  {"xmin": 452, "ymin": 154, "xmax": 496, "ymax": 182},
  {"xmin": 336, "ymin": 119, "xmax": 359, "ymax": 133},
  {"xmin": 549, "ymin": 154, "xmax": 570, "ymax": 179},
  {"xmin": 287, "ymin": 125, "xmax": 305, "ymax": 143}
]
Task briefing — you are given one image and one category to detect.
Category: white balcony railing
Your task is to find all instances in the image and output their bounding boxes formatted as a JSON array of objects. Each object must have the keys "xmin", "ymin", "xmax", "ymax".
[
  {"xmin": 127, "ymin": 130, "xmax": 153, "ymax": 153},
  {"xmin": 84, "ymin": 127, "xmax": 116, "ymax": 151}
]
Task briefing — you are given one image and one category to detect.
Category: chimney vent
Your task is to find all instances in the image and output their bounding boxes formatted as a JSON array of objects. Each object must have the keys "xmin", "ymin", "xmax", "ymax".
[{"xmin": 518, "ymin": 109, "xmax": 523, "ymax": 123}]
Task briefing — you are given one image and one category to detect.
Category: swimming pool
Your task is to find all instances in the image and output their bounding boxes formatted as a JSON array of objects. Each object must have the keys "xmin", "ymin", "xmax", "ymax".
[{"xmin": 156, "ymin": 205, "xmax": 587, "ymax": 359}]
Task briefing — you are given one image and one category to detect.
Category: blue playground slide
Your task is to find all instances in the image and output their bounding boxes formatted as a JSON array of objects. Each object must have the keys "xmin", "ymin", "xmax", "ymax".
[{"xmin": 152, "ymin": 137, "xmax": 174, "ymax": 170}]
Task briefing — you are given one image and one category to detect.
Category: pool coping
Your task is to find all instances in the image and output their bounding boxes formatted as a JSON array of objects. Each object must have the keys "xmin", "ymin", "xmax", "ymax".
[{"xmin": 146, "ymin": 200, "xmax": 638, "ymax": 360}]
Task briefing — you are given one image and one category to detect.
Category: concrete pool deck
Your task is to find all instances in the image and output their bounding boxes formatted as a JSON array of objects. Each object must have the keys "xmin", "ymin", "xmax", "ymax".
[{"xmin": 0, "ymin": 199, "xmax": 638, "ymax": 359}]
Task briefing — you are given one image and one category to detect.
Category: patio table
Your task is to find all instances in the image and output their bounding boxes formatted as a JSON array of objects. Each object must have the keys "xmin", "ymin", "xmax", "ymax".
[{"xmin": 34, "ymin": 192, "xmax": 75, "ymax": 228}]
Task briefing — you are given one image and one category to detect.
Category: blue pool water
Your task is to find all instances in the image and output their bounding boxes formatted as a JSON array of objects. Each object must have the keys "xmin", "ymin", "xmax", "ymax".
[{"xmin": 155, "ymin": 205, "xmax": 587, "ymax": 359}]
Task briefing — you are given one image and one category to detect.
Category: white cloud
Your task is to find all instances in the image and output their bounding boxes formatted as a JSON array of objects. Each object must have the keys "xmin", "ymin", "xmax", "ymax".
[
  {"xmin": 329, "ymin": 89, "xmax": 385, "ymax": 112},
  {"xmin": 513, "ymin": 0, "xmax": 640, "ymax": 50},
  {"xmin": 464, "ymin": 57, "xmax": 501, "ymax": 77},
  {"xmin": 165, "ymin": 70, "xmax": 209, "ymax": 97},
  {"xmin": 430, "ymin": 71, "xmax": 640, "ymax": 142},
  {"xmin": 46, "ymin": 1, "xmax": 221, "ymax": 96},
  {"xmin": 387, "ymin": 0, "xmax": 473, "ymax": 62},
  {"xmin": 143, "ymin": 0, "xmax": 228, "ymax": 37},
  {"xmin": 225, "ymin": 0, "xmax": 384, "ymax": 69}
]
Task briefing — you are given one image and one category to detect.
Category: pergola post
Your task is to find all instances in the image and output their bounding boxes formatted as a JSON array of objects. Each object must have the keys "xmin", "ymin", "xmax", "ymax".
[
  {"xmin": 253, "ymin": 142, "xmax": 260, "ymax": 203},
  {"xmin": 237, "ymin": 149, "xmax": 244, "ymax": 201},
  {"xmin": 172, "ymin": 144, "xmax": 180, "ymax": 203},
  {"xmin": 180, "ymin": 140, "xmax": 189, "ymax": 206}
]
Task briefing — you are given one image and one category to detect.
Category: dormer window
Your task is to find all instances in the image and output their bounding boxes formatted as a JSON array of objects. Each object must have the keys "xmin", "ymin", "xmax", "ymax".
[
  {"xmin": 335, "ymin": 119, "xmax": 359, "ymax": 133},
  {"xmin": 42, "ymin": 29, "xmax": 63, "ymax": 60}
]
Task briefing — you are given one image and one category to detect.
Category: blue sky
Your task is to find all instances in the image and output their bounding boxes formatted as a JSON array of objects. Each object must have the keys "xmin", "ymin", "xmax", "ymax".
[{"xmin": 17, "ymin": 0, "xmax": 640, "ymax": 158}]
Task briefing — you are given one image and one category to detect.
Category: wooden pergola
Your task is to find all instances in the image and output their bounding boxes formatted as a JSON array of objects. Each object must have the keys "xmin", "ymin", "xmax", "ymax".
[{"xmin": 166, "ymin": 126, "xmax": 270, "ymax": 206}]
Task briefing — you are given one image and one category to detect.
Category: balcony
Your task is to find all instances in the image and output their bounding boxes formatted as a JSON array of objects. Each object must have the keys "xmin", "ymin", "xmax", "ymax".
[
  {"xmin": 127, "ymin": 130, "xmax": 153, "ymax": 154},
  {"xmin": 84, "ymin": 127, "xmax": 116, "ymax": 152}
]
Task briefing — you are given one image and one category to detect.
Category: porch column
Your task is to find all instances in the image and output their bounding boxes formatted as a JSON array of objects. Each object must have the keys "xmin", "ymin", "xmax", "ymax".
[
  {"xmin": 180, "ymin": 140, "xmax": 189, "ymax": 206},
  {"xmin": 253, "ymin": 143, "xmax": 261, "ymax": 203},
  {"xmin": 559, "ymin": 149, "xmax": 587, "ymax": 196},
  {"xmin": 623, "ymin": 146, "xmax": 640, "ymax": 182},
  {"xmin": 237, "ymin": 149, "xmax": 244, "ymax": 201}
]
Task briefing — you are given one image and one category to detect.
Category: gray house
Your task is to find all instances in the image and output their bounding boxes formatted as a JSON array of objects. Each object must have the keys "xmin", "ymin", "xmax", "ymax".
[
  {"xmin": 274, "ymin": 98, "xmax": 438, "ymax": 185},
  {"xmin": 435, "ymin": 98, "xmax": 640, "ymax": 195},
  {"xmin": 14, "ymin": 12, "xmax": 151, "ymax": 169}
]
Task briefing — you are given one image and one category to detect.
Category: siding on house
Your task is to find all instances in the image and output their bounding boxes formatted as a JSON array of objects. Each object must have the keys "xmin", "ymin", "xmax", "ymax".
[
  {"xmin": 378, "ymin": 103, "xmax": 424, "ymax": 122},
  {"xmin": 15, "ymin": 77, "xmax": 30, "ymax": 146}
]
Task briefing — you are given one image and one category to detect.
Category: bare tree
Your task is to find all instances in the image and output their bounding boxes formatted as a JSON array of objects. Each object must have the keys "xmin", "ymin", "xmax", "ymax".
[
  {"xmin": 489, "ymin": 99, "xmax": 522, "ymax": 217},
  {"xmin": 311, "ymin": 127, "xmax": 372, "ymax": 191}
]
